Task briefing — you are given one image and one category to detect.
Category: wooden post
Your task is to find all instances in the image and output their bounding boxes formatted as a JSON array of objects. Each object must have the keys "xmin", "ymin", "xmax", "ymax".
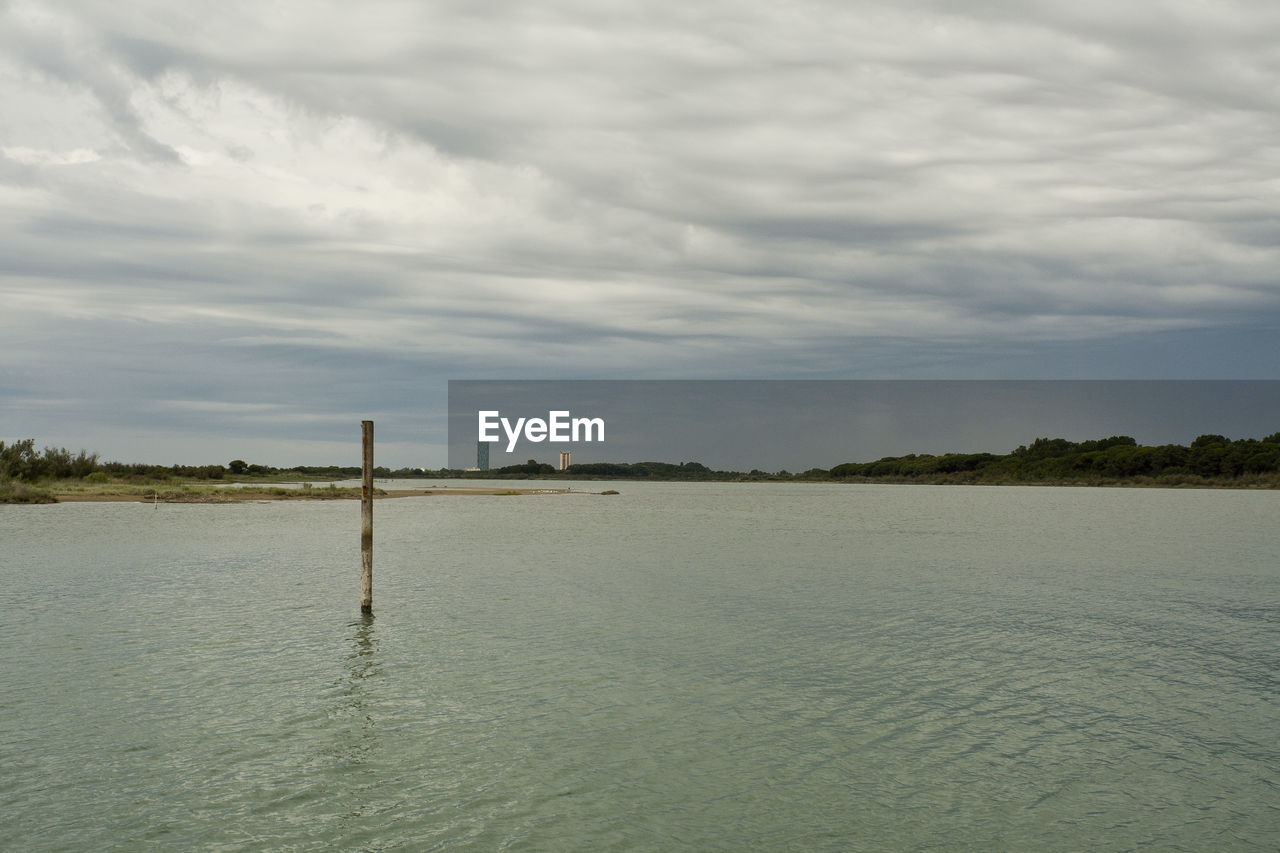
[{"xmin": 361, "ymin": 420, "xmax": 373, "ymax": 614}]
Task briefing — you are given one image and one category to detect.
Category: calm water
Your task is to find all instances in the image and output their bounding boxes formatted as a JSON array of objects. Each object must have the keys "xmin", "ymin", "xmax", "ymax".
[{"xmin": 0, "ymin": 482, "xmax": 1276, "ymax": 851}]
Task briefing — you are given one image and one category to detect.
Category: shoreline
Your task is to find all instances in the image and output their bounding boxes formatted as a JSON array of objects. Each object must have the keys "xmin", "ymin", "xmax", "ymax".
[
  {"xmin": 43, "ymin": 485, "xmax": 580, "ymax": 504},
  {"xmin": 4, "ymin": 474, "xmax": 1276, "ymax": 505}
]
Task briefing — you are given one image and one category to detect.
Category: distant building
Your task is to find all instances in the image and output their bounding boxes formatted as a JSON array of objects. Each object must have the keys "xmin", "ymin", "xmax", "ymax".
[
  {"xmin": 477, "ymin": 441, "xmax": 490, "ymax": 471},
  {"xmin": 559, "ymin": 450, "xmax": 572, "ymax": 471}
]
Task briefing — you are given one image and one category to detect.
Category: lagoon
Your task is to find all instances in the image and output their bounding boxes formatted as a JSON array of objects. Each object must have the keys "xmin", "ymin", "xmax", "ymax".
[{"xmin": 1, "ymin": 482, "xmax": 1276, "ymax": 850}]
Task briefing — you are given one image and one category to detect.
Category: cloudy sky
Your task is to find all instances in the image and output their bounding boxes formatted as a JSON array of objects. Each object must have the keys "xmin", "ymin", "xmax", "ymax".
[{"xmin": 3, "ymin": 0, "xmax": 1278, "ymax": 467}]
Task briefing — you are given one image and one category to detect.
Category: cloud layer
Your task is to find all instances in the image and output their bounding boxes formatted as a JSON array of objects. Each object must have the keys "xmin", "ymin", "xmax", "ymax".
[{"xmin": 3, "ymin": 0, "xmax": 1278, "ymax": 464}]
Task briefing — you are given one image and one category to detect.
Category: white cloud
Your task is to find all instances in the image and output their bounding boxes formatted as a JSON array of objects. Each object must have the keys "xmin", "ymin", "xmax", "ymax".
[{"xmin": 1, "ymin": 146, "xmax": 100, "ymax": 165}]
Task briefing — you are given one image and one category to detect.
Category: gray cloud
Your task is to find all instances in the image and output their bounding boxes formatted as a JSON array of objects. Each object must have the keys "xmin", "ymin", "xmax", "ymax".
[{"xmin": 2, "ymin": 0, "xmax": 1278, "ymax": 465}]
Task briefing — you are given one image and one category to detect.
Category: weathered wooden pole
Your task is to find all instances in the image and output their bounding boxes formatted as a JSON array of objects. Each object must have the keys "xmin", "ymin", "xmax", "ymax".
[{"xmin": 361, "ymin": 420, "xmax": 373, "ymax": 614}]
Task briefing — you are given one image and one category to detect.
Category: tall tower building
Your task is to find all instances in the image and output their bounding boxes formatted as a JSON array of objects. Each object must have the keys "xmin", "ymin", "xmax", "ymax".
[
  {"xmin": 477, "ymin": 441, "xmax": 490, "ymax": 471},
  {"xmin": 558, "ymin": 450, "xmax": 571, "ymax": 471}
]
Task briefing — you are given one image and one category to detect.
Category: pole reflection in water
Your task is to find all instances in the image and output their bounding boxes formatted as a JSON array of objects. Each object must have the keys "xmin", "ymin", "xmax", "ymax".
[{"xmin": 332, "ymin": 614, "xmax": 380, "ymax": 765}]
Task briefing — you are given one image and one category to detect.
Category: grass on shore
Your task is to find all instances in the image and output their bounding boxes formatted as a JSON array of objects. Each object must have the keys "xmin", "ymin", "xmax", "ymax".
[
  {"xmin": 2, "ymin": 476, "xmax": 371, "ymax": 504},
  {"xmin": 0, "ymin": 478, "xmax": 56, "ymax": 503}
]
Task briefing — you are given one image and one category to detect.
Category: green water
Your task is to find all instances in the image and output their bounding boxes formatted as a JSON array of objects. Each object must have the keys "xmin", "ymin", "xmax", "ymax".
[{"xmin": 1, "ymin": 482, "xmax": 1276, "ymax": 850}]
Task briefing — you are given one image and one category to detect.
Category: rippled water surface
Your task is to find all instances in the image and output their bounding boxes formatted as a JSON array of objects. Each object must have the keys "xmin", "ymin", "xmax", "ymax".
[{"xmin": 1, "ymin": 482, "xmax": 1277, "ymax": 850}]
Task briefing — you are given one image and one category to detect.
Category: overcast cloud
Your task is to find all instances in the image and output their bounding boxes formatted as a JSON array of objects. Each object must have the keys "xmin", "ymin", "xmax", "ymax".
[{"xmin": 2, "ymin": 0, "xmax": 1278, "ymax": 466}]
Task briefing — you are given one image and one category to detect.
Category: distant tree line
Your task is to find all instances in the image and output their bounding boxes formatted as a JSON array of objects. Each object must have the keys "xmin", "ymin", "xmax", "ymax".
[
  {"xmin": 553, "ymin": 460, "xmax": 831, "ymax": 480},
  {"xmin": 417, "ymin": 460, "xmax": 826, "ymax": 480},
  {"xmin": 827, "ymin": 433, "xmax": 1280, "ymax": 482},
  {"xmin": 473, "ymin": 460, "xmax": 743, "ymax": 479},
  {"xmin": 428, "ymin": 433, "xmax": 1280, "ymax": 484},
  {"xmin": 0, "ymin": 441, "xmax": 393, "ymax": 483},
  {"xmin": 4, "ymin": 432, "xmax": 1279, "ymax": 486}
]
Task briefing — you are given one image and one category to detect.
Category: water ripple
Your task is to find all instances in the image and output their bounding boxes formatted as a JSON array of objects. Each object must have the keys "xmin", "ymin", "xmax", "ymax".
[{"xmin": 0, "ymin": 487, "xmax": 1276, "ymax": 850}]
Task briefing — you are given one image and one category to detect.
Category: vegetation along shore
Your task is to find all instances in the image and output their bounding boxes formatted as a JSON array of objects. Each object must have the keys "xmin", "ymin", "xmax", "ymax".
[{"xmin": 2, "ymin": 432, "xmax": 1277, "ymax": 504}]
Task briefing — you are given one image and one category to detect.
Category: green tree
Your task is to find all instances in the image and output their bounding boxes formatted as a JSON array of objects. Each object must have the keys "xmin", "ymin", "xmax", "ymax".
[{"xmin": 0, "ymin": 439, "xmax": 37, "ymax": 480}]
